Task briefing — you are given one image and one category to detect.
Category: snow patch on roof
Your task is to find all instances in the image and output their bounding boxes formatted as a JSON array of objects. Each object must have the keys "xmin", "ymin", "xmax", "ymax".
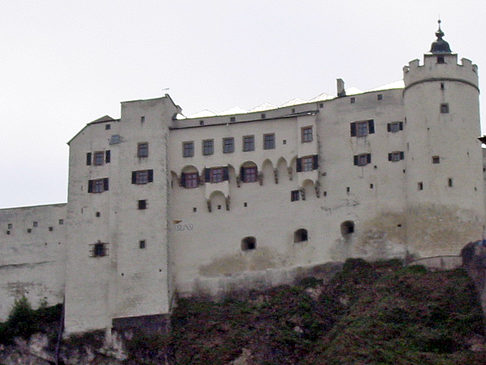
[
  {"xmin": 220, "ymin": 106, "xmax": 248, "ymax": 115},
  {"xmin": 188, "ymin": 109, "xmax": 218, "ymax": 118},
  {"xmin": 280, "ymin": 98, "xmax": 306, "ymax": 107},
  {"xmin": 368, "ymin": 80, "xmax": 405, "ymax": 91},
  {"xmin": 250, "ymin": 103, "xmax": 277, "ymax": 112}
]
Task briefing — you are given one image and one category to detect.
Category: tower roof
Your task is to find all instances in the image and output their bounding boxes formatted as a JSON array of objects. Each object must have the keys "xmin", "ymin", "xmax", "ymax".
[{"xmin": 430, "ymin": 20, "xmax": 452, "ymax": 54}]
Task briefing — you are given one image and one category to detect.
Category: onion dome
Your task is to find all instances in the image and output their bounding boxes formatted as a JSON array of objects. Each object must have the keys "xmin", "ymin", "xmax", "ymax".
[{"xmin": 430, "ymin": 20, "xmax": 452, "ymax": 54}]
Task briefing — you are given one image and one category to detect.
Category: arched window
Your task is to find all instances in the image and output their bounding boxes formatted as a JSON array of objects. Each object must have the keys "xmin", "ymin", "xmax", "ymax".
[
  {"xmin": 241, "ymin": 236, "xmax": 256, "ymax": 251},
  {"xmin": 341, "ymin": 221, "xmax": 355, "ymax": 237},
  {"xmin": 294, "ymin": 229, "xmax": 308, "ymax": 243},
  {"xmin": 240, "ymin": 162, "xmax": 258, "ymax": 183}
]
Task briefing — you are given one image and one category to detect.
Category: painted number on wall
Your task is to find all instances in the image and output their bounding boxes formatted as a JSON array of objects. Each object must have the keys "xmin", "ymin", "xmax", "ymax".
[{"xmin": 175, "ymin": 224, "xmax": 193, "ymax": 231}]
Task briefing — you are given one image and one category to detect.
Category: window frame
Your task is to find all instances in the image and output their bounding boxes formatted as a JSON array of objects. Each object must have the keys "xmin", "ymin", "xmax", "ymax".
[
  {"xmin": 440, "ymin": 103, "xmax": 449, "ymax": 114},
  {"xmin": 263, "ymin": 133, "xmax": 275, "ymax": 150},
  {"xmin": 223, "ymin": 137, "xmax": 234, "ymax": 154},
  {"xmin": 210, "ymin": 167, "xmax": 224, "ymax": 183},
  {"xmin": 137, "ymin": 142, "xmax": 149, "ymax": 158},
  {"xmin": 242, "ymin": 166, "xmax": 258, "ymax": 183},
  {"xmin": 132, "ymin": 170, "xmax": 154, "ymax": 185},
  {"xmin": 183, "ymin": 172, "xmax": 199, "ymax": 188},
  {"xmin": 202, "ymin": 139, "xmax": 214, "ymax": 156},
  {"xmin": 242, "ymin": 135, "xmax": 255, "ymax": 152},
  {"xmin": 183, "ymin": 141, "xmax": 194, "ymax": 158},
  {"xmin": 301, "ymin": 127, "xmax": 313, "ymax": 143},
  {"xmin": 93, "ymin": 151, "xmax": 104, "ymax": 166},
  {"xmin": 301, "ymin": 156, "xmax": 314, "ymax": 171},
  {"xmin": 354, "ymin": 153, "xmax": 371, "ymax": 167}
]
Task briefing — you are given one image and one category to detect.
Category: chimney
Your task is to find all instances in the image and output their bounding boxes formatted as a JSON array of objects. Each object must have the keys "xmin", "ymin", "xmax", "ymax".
[{"xmin": 337, "ymin": 79, "xmax": 346, "ymax": 97}]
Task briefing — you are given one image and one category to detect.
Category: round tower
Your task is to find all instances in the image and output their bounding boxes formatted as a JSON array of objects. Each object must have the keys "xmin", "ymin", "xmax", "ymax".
[{"xmin": 402, "ymin": 21, "xmax": 484, "ymax": 256}]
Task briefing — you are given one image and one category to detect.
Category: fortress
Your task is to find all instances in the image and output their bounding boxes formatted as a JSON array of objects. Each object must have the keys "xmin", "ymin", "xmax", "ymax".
[{"xmin": 1, "ymin": 24, "xmax": 485, "ymax": 334}]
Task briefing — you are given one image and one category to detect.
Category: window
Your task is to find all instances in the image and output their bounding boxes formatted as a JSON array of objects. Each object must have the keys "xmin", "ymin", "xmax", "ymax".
[
  {"xmin": 105, "ymin": 150, "xmax": 111, "ymax": 163},
  {"xmin": 388, "ymin": 151, "xmax": 405, "ymax": 162},
  {"xmin": 230, "ymin": 116, "xmax": 236, "ymax": 122},
  {"xmin": 86, "ymin": 152, "xmax": 92, "ymax": 166},
  {"xmin": 183, "ymin": 141, "xmax": 194, "ymax": 157},
  {"xmin": 33, "ymin": 221, "xmax": 38, "ymax": 227},
  {"xmin": 341, "ymin": 221, "xmax": 355, "ymax": 236},
  {"xmin": 387, "ymin": 121, "xmax": 403, "ymax": 133},
  {"xmin": 241, "ymin": 166, "xmax": 257, "ymax": 183},
  {"xmin": 140, "ymin": 116, "xmax": 145, "ymax": 123},
  {"xmin": 350, "ymin": 97, "xmax": 355, "ymax": 103},
  {"xmin": 437, "ymin": 56, "xmax": 445, "ymax": 64},
  {"xmin": 210, "ymin": 168, "xmax": 223, "ymax": 183},
  {"xmin": 263, "ymin": 134, "xmax": 275, "ymax": 150},
  {"xmin": 294, "ymin": 229, "xmax": 308, "ymax": 243},
  {"xmin": 354, "ymin": 154, "xmax": 371, "ymax": 166},
  {"xmin": 138, "ymin": 200, "xmax": 147, "ymax": 210},
  {"xmin": 139, "ymin": 240, "xmax": 146, "ymax": 249},
  {"xmin": 27, "ymin": 228, "xmax": 32, "ymax": 233},
  {"xmin": 377, "ymin": 94, "xmax": 383, "ymax": 100},
  {"xmin": 350, "ymin": 120, "xmax": 374, "ymax": 137},
  {"xmin": 243, "ymin": 135, "xmax": 255, "ymax": 152},
  {"xmin": 203, "ymin": 139, "xmax": 214, "ymax": 155},
  {"xmin": 296, "ymin": 155, "xmax": 318, "ymax": 172},
  {"xmin": 261, "ymin": 113, "xmax": 266, "ymax": 119},
  {"xmin": 204, "ymin": 167, "xmax": 229, "ymax": 183},
  {"xmin": 137, "ymin": 142, "xmax": 149, "ymax": 158},
  {"xmin": 88, "ymin": 178, "xmax": 109, "ymax": 193},
  {"xmin": 131, "ymin": 170, "xmax": 153, "ymax": 185},
  {"xmin": 49, "ymin": 227, "xmax": 53, "ymax": 232},
  {"xmin": 181, "ymin": 172, "xmax": 198, "ymax": 188},
  {"xmin": 241, "ymin": 236, "xmax": 256, "ymax": 251},
  {"xmin": 440, "ymin": 103, "xmax": 449, "ymax": 113},
  {"xmin": 432, "ymin": 156, "xmax": 440, "ymax": 164},
  {"xmin": 92, "ymin": 242, "xmax": 107, "ymax": 257},
  {"xmin": 96, "ymin": 212, "xmax": 100, "ymax": 217},
  {"xmin": 105, "ymin": 124, "xmax": 111, "ymax": 130},
  {"xmin": 291, "ymin": 190, "xmax": 300, "ymax": 201},
  {"xmin": 94, "ymin": 151, "xmax": 104, "ymax": 166},
  {"xmin": 448, "ymin": 178, "xmax": 453, "ymax": 187},
  {"xmin": 7, "ymin": 223, "xmax": 12, "ymax": 229},
  {"xmin": 418, "ymin": 182, "xmax": 423, "ymax": 191},
  {"xmin": 441, "ymin": 82, "xmax": 445, "ymax": 90},
  {"xmin": 223, "ymin": 137, "xmax": 234, "ymax": 153},
  {"xmin": 301, "ymin": 127, "xmax": 313, "ymax": 143},
  {"xmin": 58, "ymin": 219, "xmax": 63, "ymax": 225}
]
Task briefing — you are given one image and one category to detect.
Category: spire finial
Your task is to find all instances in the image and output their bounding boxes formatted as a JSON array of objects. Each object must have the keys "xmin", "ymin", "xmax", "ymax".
[{"xmin": 436, "ymin": 19, "xmax": 444, "ymax": 39}]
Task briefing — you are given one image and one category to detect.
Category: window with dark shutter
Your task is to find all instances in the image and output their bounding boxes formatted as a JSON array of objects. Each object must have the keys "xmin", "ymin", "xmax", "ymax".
[
  {"xmin": 103, "ymin": 178, "xmax": 109, "ymax": 191},
  {"xmin": 296, "ymin": 158, "xmax": 302, "ymax": 172},
  {"xmin": 223, "ymin": 167, "xmax": 229, "ymax": 181},
  {"xmin": 313, "ymin": 155, "xmax": 318, "ymax": 170},
  {"xmin": 132, "ymin": 172, "xmax": 136, "ymax": 184},
  {"xmin": 105, "ymin": 150, "xmax": 111, "ymax": 163},
  {"xmin": 132, "ymin": 170, "xmax": 153, "ymax": 184},
  {"xmin": 148, "ymin": 170, "xmax": 153, "ymax": 182},
  {"xmin": 204, "ymin": 168, "xmax": 210, "ymax": 182},
  {"xmin": 354, "ymin": 154, "xmax": 371, "ymax": 166},
  {"xmin": 86, "ymin": 153, "xmax": 92, "ymax": 165},
  {"xmin": 368, "ymin": 120, "xmax": 375, "ymax": 134},
  {"xmin": 88, "ymin": 180, "xmax": 93, "ymax": 192},
  {"xmin": 350, "ymin": 122, "xmax": 356, "ymax": 137},
  {"xmin": 88, "ymin": 178, "xmax": 109, "ymax": 193}
]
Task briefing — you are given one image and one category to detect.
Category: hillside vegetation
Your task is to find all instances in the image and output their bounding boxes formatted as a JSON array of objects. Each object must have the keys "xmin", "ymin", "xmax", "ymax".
[
  {"xmin": 0, "ymin": 259, "xmax": 485, "ymax": 364},
  {"xmin": 128, "ymin": 259, "xmax": 486, "ymax": 364}
]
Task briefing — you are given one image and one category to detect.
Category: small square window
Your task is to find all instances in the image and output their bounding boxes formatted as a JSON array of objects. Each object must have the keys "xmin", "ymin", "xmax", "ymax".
[
  {"xmin": 33, "ymin": 221, "xmax": 38, "ymax": 227},
  {"xmin": 418, "ymin": 182, "xmax": 423, "ymax": 191},
  {"xmin": 58, "ymin": 219, "xmax": 63, "ymax": 225},
  {"xmin": 377, "ymin": 94, "xmax": 383, "ymax": 100},
  {"xmin": 370, "ymin": 184, "xmax": 374, "ymax": 189},
  {"xmin": 263, "ymin": 134, "xmax": 275, "ymax": 150},
  {"xmin": 138, "ymin": 200, "xmax": 147, "ymax": 210},
  {"xmin": 283, "ymin": 139, "xmax": 287, "ymax": 145},
  {"xmin": 7, "ymin": 223, "xmax": 12, "ymax": 229},
  {"xmin": 105, "ymin": 124, "xmax": 111, "ymax": 130},
  {"xmin": 137, "ymin": 142, "xmax": 149, "ymax": 158},
  {"xmin": 199, "ymin": 120, "xmax": 204, "ymax": 126},
  {"xmin": 437, "ymin": 56, "xmax": 445, "ymax": 64},
  {"xmin": 243, "ymin": 135, "xmax": 255, "ymax": 152},
  {"xmin": 350, "ymin": 97, "xmax": 355, "ymax": 103},
  {"xmin": 244, "ymin": 202, "xmax": 248, "ymax": 207},
  {"xmin": 139, "ymin": 240, "xmax": 146, "ymax": 249},
  {"xmin": 440, "ymin": 103, "xmax": 449, "ymax": 114},
  {"xmin": 140, "ymin": 116, "xmax": 145, "ymax": 123},
  {"xmin": 301, "ymin": 127, "xmax": 313, "ymax": 143},
  {"xmin": 27, "ymin": 228, "xmax": 32, "ymax": 233},
  {"xmin": 193, "ymin": 207, "xmax": 197, "ymax": 212},
  {"xmin": 93, "ymin": 151, "xmax": 104, "ymax": 166},
  {"xmin": 319, "ymin": 103, "xmax": 324, "ymax": 108},
  {"xmin": 432, "ymin": 156, "xmax": 440, "ymax": 164},
  {"xmin": 448, "ymin": 178, "xmax": 453, "ymax": 187},
  {"xmin": 183, "ymin": 141, "xmax": 194, "ymax": 157},
  {"xmin": 230, "ymin": 116, "xmax": 236, "ymax": 122},
  {"xmin": 203, "ymin": 139, "xmax": 214, "ymax": 155},
  {"xmin": 223, "ymin": 137, "xmax": 234, "ymax": 153},
  {"xmin": 291, "ymin": 190, "xmax": 300, "ymax": 202},
  {"xmin": 96, "ymin": 212, "xmax": 100, "ymax": 217},
  {"xmin": 93, "ymin": 242, "xmax": 106, "ymax": 257},
  {"xmin": 261, "ymin": 113, "xmax": 266, "ymax": 119},
  {"xmin": 49, "ymin": 226, "xmax": 53, "ymax": 232},
  {"xmin": 388, "ymin": 121, "xmax": 403, "ymax": 133}
]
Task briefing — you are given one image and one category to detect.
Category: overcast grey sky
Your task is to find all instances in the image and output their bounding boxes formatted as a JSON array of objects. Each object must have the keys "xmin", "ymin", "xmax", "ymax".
[{"xmin": 1, "ymin": 0, "xmax": 485, "ymax": 208}]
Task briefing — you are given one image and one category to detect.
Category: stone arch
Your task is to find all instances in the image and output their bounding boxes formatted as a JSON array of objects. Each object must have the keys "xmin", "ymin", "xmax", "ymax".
[
  {"xmin": 294, "ymin": 228, "xmax": 308, "ymax": 243},
  {"xmin": 277, "ymin": 157, "xmax": 288, "ymax": 182},
  {"xmin": 209, "ymin": 190, "xmax": 226, "ymax": 212},
  {"xmin": 288, "ymin": 156, "xmax": 298, "ymax": 180},
  {"xmin": 302, "ymin": 179, "xmax": 315, "ymax": 200},
  {"xmin": 239, "ymin": 161, "xmax": 258, "ymax": 184},
  {"xmin": 262, "ymin": 159, "xmax": 274, "ymax": 185},
  {"xmin": 227, "ymin": 164, "xmax": 238, "ymax": 188},
  {"xmin": 170, "ymin": 171, "xmax": 178, "ymax": 189}
]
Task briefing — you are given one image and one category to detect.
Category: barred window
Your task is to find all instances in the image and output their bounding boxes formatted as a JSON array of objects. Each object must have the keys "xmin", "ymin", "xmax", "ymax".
[
  {"xmin": 137, "ymin": 142, "xmax": 149, "ymax": 158},
  {"xmin": 203, "ymin": 139, "xmax": 214, "ymax": 155},
  {"xmin": 131, "ymin": 170, "xmax": 154, "ymax": 184},
  {"xmin": 223, "ymin": 137, "xmax": 234, "ymax": 153},
  {"xmin": 301, "ymin": 127, "xmax": 313, "ymax": 143},
  {"xmin": 94, "ymin": 151, "xmax": 104, "ymax": 166},
  {"xmin": 243, "ymin": 135, "xmax": 255, "ymax": 152},
  {"xmin": 264, "ymin": 134, "xmax": 275, "ymax": 150}
]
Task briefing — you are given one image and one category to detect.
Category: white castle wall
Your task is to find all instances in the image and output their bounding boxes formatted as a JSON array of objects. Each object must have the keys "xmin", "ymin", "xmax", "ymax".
[
  {"xmin": 0, "ymin": 32, "xmax": 484, "ymax": 334},
  {"xmin": 0, "ymin": 204, "xmax": 66, "ymax": 320}
]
